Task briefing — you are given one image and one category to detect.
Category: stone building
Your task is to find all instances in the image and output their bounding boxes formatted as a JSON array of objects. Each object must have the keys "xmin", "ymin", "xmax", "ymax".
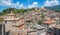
[
  {"xmin": 2, "ymin": 8, "xmax": 59, "ymax": 35},
  {"xmin": 3, "ymin": 10, "xmax": 38, "ymax": 35},
  {"xmin": 3, "ymin": 11, "xmax": 27, "ymax": 35},
  {"xmin": 47, "ymin": 24, "xmax": 60, "ymax": 35}
]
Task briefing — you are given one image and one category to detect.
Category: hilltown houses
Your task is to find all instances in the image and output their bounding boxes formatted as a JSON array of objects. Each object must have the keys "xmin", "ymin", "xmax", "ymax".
[{"xmin": 1, "ymin": 7, "xmax": 60, "ymax": 35}]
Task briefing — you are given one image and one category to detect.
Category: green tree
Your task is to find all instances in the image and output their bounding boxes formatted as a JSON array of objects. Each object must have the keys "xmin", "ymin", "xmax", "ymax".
[
  {"xmin": 2, "ymin": 8, "xmax": 17, "ymax": 15},
  {"xmin": 0, "ymin": 17, "xmax": 3, "ymax": 22},
  {"xmin": 55, "ymin": 10, "xmax": 60, "ymax": 12},
  {"xmin": 0, "ymin": 8, "xmax": 37, "ymax": 16},
  {"xmin": 37, "ymin": 20, "xmax": 43, "ymax": 25},
  {"xmin": 41, "ymin": 14, "xmax": 45, "ymax": 18}
]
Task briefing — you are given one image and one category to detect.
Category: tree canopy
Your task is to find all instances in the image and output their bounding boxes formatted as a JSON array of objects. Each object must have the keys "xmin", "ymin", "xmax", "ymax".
[
  {"xmin": 37, "ymin": 20, "xmax": 43, "ymax": 25},
  {"xmin": 0, "ymin": 8, "xmax": 36, "ymax": 16},
  {"xmin": 0, "ymin": 17, "xmax": 3, "ymax": 22}
]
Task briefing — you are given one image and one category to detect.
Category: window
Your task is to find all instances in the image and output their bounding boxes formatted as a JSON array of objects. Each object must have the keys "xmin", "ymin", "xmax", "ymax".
[{"xmin": 5, "ymin": 21, "xmax": 7, "ymax": 23}]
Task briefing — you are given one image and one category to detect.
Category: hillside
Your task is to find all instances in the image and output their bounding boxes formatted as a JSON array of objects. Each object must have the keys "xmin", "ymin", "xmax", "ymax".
[
  {"xmin": 45, "ymin": 5, "xmax": 60, "ymax": 12},
  {"xmin": 0, "ymin": 8, "xmax": 35, "ymax": 16},
  {"xmin": 45, "ymin": 5, "xmax": 60, "ymax": 10}
]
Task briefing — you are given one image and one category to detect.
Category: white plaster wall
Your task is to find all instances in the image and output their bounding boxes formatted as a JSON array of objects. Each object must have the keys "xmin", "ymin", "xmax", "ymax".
[
  {"xmin": 49, "ymin": 23, "xmax": 56, "ymax": 28},
  {"xmin": 5, "ymin": 22, "xmax": 12, "ymax": 32}
]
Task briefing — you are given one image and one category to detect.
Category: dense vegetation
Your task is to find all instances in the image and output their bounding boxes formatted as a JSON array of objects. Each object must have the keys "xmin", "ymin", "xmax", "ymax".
[
  {"xmin": 37, "ymin": 20, "xmax": 43, "ymax": 25},
  {"xmin": 0, "ymin": 8, "xmax": 35, "ymax": 16},
  {"xmin": 55, "ymin": 10, "xmax": 60, "ymax": 12},
  {"xmin": 0, "ymin": 17, "xmax": 3, "ymax": 22},
  {"xmin": 0, "ymin": 5, "xmax": 60, "ymax": 16}
]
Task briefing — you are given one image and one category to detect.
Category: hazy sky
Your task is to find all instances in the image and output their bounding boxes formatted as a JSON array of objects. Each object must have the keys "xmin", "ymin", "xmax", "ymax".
[{"xmin": 0, "ymin": 0, "xmax": 60, "ymax": 11}]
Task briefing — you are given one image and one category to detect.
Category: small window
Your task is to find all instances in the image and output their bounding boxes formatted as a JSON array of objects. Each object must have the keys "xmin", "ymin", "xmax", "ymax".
[{"xmin": 5, "ymin": 21, "xmax": 7, "ymax": 23}]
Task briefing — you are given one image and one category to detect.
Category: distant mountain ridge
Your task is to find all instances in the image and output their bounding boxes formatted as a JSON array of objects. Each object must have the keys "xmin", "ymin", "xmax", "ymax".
[{"xmin": 45, "ymin": 5, "xmax": 60, "ymax": 10}]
